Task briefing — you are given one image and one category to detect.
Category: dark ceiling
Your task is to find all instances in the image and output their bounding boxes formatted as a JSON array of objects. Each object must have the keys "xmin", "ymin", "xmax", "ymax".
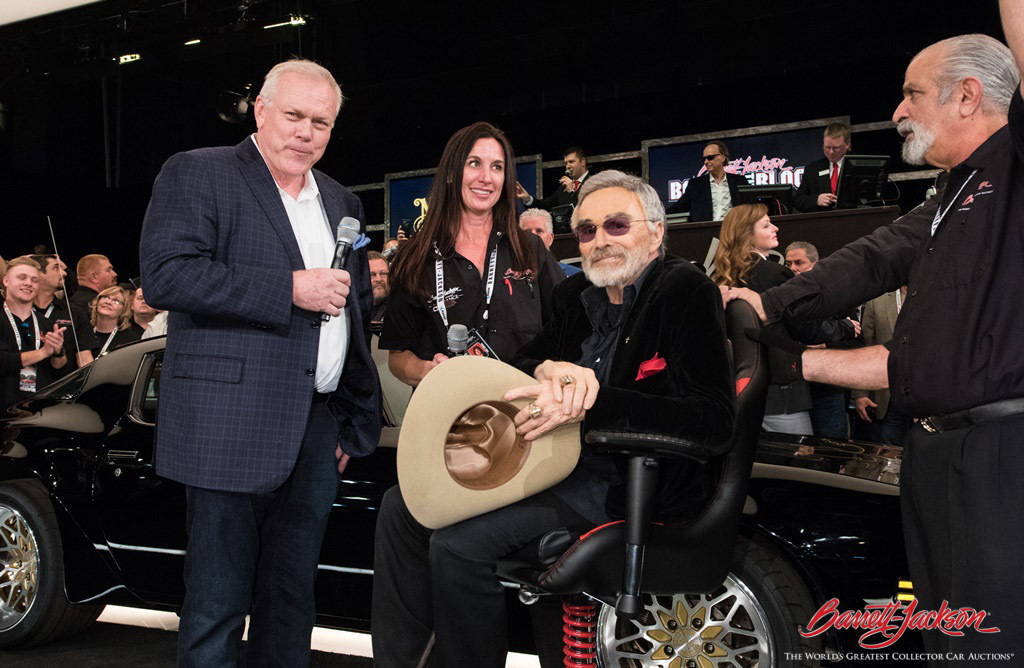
[{"xmin": 0, "ymin": 0, "xmax": 1005, "ymax": 274}]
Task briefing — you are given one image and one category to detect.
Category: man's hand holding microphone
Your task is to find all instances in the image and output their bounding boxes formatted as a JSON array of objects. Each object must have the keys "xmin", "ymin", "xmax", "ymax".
[{"xmin": 292, "ymin": 217, "xmax": 361, "ymax": 317}]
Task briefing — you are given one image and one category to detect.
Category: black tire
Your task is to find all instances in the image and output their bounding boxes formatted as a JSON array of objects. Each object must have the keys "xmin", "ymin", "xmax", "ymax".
[
  {"xmin": 594, "ymin": 533, "xmax": 821, "ymax": 667},
  {"xmin": 0, "ymin": 479, "xmax": 103, "ymax": 649},
  {"xmin": 732, "ymin": 533, "xmax": 822, "ymax": 667}
]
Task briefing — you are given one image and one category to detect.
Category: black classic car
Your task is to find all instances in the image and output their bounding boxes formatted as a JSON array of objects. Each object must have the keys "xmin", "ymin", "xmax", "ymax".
[{"xmin": 0, "ymin": 337, "xmax": 915, "ymax": 666}]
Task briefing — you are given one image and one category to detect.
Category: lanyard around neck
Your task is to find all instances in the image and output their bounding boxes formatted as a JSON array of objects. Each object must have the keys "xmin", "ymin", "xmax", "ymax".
[
  {"xmin": 434, "ymin": 242, "xmax": 498, "ymax": 330},
  {"xmin": 96, "ymin": 328, "xmax": 118, "ymax": 356},
  {"xmin": 5, "ymin": 304, "xmax": 41, "ymax": 351}
]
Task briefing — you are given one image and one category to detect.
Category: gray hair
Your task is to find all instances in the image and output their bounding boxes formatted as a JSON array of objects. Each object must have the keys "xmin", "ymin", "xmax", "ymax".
[
  {"xmin": 259, "ymin": 59, "xmax": 345, "ymax": 117},
  {"xmin": 573, "ymin": 170, "xmax": 667, "ymax": 257},
  {"xmin": 785, "ymin": 241, "xmax": 819, "ymax": 263},
  {"xmin": 519, "ymin": 208, "xmax": 553, "ymax": 234},
  {"xmin": 926, "ymin": 34, "xmax": 1019, "ymax": 115}
]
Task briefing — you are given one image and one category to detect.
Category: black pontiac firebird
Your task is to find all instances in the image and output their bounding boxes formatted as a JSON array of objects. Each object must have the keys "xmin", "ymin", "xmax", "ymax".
[{"xmin": 0, "ymin": 338, "xmax": 917, "ymax": 666}]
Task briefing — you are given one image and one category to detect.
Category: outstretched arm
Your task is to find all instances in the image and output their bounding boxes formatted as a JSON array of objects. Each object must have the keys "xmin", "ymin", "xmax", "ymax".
[
  {"xmin": 1001, "ymin": 1, "xmax": 1024, "ymax": 91},
  {"xmin": 802, "ymin": 345, "xmax": 890, "ymax": 391}
]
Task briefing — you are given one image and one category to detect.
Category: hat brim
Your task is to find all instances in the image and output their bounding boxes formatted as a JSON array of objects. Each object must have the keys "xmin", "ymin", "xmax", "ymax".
[{"xmin": 397, "ymin": 355, "xmax": 581, "ymax": 529}]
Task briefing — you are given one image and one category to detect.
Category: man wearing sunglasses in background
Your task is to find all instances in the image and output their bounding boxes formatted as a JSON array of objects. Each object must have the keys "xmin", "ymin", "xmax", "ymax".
[
  {"xmin": 372, "ymin": 169, "xmax": 735, "ymax": 665},
  {"xmin": 667, "ymin": 139, "xmax": 749, "ymax": 222}
]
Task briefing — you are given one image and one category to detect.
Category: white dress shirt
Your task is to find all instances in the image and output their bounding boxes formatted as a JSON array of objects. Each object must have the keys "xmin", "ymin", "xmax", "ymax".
[
  {"xmin": 252, "ymin": 135, "xmax": 349, "ymax": 393},
  {"xmin": 709, "ymin": 172, "xmax": 733, "ymax": 221}
]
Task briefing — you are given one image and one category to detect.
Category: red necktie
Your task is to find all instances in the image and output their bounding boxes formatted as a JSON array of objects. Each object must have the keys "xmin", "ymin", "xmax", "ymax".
[
  {"xmin": 573, "ymin": 180, "xmax": 580, "ymax": 191},
  {"xmin": 830, "ymin": 163, "xmax": 838, "ymax": 195}
]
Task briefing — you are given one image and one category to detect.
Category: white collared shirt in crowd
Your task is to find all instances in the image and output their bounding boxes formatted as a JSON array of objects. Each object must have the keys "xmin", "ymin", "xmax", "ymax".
[
  {"xmin": 252, "ymin": 135, "xmax": 349, "ymax": 393},
  {"xmin": 830, "ymin": 156, "xmax": 846, "ymax": 180},
  {"xmin": 709, "ymin": 172, "xmax": 733, "ymax": 221}
]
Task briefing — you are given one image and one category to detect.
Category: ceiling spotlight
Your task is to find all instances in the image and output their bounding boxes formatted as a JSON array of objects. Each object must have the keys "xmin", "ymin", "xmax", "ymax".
[
  {"xmin": 184, "ymin": 39, "xmax": 201, "ymax": 46},
  {"xmin": 117, "ymin": 53, "xmax": 141, "ymax": 64},
  {"xmin": 264, "ymin": 15, "xmax": 308, "ymax": 29},
  {"xmin": 217, "ymin": 84, "xmax": 254, "ymax": 124}
]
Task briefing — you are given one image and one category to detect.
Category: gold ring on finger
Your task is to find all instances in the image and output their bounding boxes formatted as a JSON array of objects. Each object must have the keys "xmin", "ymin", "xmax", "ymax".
[
  {"xmin": 528, "ymin": 403, "xmax": 543, "ymax": 420},
  {"xmin": 559, "ymin": 375, "xmax": 576, "ymax": 387}
]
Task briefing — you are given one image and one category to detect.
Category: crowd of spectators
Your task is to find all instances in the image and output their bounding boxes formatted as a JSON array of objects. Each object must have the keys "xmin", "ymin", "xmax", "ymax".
[{"xmin": 0, "ymin": 248, "xmax": 166, "ymax": 405}]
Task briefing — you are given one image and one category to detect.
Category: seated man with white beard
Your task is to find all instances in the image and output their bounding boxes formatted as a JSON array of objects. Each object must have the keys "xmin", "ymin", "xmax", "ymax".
[{"xmin": 371, "ymin": 170, "xmax": 735, "ymax": 666}]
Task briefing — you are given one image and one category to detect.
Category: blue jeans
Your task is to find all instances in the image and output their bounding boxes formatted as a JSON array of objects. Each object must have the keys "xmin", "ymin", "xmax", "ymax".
[
  {"xmin": 177, "ymin": 402, "xmax": 339, "ymax": 668},
  {"xmin": 877, "ymin": 400, "xmax": 910, "ymax": 445},
  {"xmin": 809, "ymin": 390, "xmax": 849, "ymax": 439}
]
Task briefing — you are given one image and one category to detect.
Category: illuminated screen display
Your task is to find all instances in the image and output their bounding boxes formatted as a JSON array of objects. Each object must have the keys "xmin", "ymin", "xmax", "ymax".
[{"xmin": 648, "ymin": 127, "xmax": 828, "ymax": 207}]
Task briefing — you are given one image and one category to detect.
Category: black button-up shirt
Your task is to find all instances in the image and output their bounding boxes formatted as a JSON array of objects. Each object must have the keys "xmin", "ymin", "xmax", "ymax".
[
  {"xmin": 763, "ymin": 89, "xmax": 1024, "ymax": 417},
  {"xmin": 551, "ymin": 260, "xmax": 656, "ymax": 523},
  {"xmin": 577, "ymin": 260, "xmax": 656, "ymax": 383},
  {"xmin": 883, "ymin": 93, "xmax": 1024, "ymax": 416}
]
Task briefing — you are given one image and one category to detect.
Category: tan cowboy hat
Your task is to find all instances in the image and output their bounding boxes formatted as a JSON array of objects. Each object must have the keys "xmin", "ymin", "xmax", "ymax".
[{"xmin": 397, "ymin": 355, "xmax": 581, "ymax": 529}]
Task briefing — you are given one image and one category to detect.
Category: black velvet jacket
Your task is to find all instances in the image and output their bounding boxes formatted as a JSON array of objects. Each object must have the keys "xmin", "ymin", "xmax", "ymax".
[{"xmin": 512, "ymin": 256, "xmax": 736, "ymax": 518}]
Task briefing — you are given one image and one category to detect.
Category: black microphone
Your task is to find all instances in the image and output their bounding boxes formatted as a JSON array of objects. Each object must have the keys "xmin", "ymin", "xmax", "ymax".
[
  {"xmin": 447, "ymin": 324, "xmax": 469, "ymax": 357},
  {"xmin": 323, "ymin": 217, "xmax": 361, "ymax": 322},
  {"xmin": 331, "ymin": 217, "xmax": 361, "ymax": 270}
]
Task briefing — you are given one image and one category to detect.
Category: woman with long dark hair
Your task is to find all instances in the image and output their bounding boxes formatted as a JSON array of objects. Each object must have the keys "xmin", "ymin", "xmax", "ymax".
[
  {"xmin": 381, "ymin": 121, "xmax": 564, "ymax": 385},
  {"xmin": 372, "ymin": 122, "xmax": 565, "ymax": 664},
  {"xmin": 713, "ymin": 204, "xmax": 856, "ymax": 434}
]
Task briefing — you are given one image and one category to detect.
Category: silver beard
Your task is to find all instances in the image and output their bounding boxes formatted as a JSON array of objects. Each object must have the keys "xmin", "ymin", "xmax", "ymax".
[
  {"xmin": 897, "ymin": 119, "xmax": 936, "ymax": 166},
  {"xmin": 582, "ymin": 244, "xmax": 649, "ymax": 288}
]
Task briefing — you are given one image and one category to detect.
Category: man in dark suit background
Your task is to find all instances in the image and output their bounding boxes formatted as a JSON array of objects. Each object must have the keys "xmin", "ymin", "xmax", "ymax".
[
  {"xmin": 667, "ymin": 139, "xmax": 749, "ymax": 221},
  {"xmin": 793, "ymin": 122, "xmax": 851, "ymax": 212},
  {"xmin": 516, "ymin": 145, "xmax": 591, "ymax": 211},
  {"xmin": 140, "ymin": 59, "xmax": 381, "ymax": 666}
]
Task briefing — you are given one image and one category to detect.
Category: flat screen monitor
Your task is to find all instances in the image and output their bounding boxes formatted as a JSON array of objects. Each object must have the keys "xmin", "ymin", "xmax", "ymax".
[
  {"xmin": 736, "ymin": 184, "xmax": 794, "ymax": 216},
  {"xmin": 550, "ymin": 204, "xmax": 574, "ymax": 234},
  {"xmin": 836, "ymin": 154, "xmax": 890, "ymax": 209}
]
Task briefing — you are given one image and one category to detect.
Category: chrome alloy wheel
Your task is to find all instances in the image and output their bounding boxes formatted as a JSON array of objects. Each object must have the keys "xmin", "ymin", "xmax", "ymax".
[
  {"xmin": 597, "ymin": 573, "xmax": 774, "ymax": 668},
  {"xmin": 0, "ymin": 505, "xmax": 39, "ymax": 632}
]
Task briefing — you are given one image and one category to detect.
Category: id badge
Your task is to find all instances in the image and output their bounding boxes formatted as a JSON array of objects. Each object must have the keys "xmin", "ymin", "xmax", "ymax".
[
  {"xmin": 817, "ymin": 169, "xmax": 830, "ymax": 177},
  {"xmin": 466, "ymin": 328, "xmax": 500, "ymax": 360},
  {"xmin": 19, "ymin": 366, "xmax": 37, "ymax": 393}
]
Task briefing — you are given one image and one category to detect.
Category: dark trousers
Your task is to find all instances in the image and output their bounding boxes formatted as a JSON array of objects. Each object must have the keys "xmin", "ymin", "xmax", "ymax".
[
  {"xmin": 809, "ymin": 389, "xmax": 848, "ymax": 439},
  {"xmin": 901, "ymin": 415, "xmax": 1024, "ymax": 665},
  {"xmin": 177, "ymin": 402, "xmax": 339, "ymax": 668},
  {"xmin": 370, "ymin": 485, "xmax": 592, "ymax": 667}
]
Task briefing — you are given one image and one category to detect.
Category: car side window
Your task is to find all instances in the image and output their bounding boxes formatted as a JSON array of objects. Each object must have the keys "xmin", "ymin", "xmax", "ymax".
[{"xmin": 136, "ymin": 356, "xmax": 162, "ymax": 424}]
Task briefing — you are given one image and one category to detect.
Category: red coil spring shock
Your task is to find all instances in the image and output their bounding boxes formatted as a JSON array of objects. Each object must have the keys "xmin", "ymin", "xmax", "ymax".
[{"xmin": 562, "ymin": 601, "xmax": 598, "ymax": 666}]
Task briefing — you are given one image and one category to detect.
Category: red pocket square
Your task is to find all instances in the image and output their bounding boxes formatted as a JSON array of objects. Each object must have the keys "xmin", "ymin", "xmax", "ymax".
[{"xmin": 635, "ymin": 353, "xmax": 667, "ymax": 381}]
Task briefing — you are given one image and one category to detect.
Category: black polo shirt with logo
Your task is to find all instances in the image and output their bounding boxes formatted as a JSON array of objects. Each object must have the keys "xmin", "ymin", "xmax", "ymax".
[
  {"xmin": 882, "ymin": 93, "xmax": 1024, "ymax": 416},
  {"xmin": 380, "ymin": 230, "xmax": 564, "ymax": 362}
]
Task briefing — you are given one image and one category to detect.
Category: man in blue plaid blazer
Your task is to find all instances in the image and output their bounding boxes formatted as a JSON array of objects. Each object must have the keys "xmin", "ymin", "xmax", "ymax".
[{"xmin": 140, "ymin": 59, "xmax": 380, "ymax": 666}]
